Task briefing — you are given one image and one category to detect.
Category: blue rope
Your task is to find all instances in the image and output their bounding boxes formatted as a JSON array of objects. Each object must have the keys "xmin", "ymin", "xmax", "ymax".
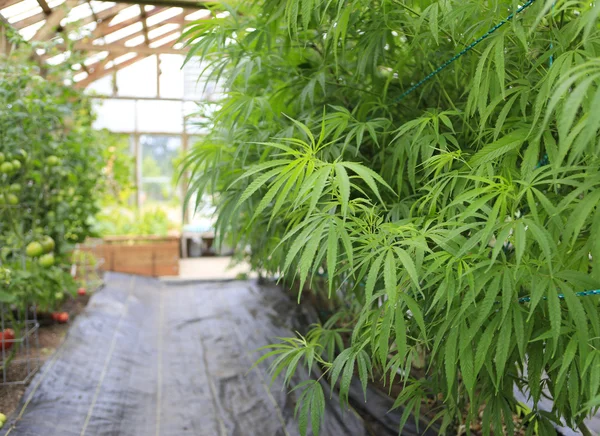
[
  {"xmin": 390, "ymin": 0, "xmax": 538, "ymax": 106},
  {"xmin": 519, "ymin": 289, "xmax": 600, "ymax": 304}
]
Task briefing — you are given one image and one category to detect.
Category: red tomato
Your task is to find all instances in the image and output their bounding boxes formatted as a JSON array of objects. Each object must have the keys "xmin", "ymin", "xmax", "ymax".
[
  {"xmin": 51, "ymin": 312, "xmax": 60, "ymax": 321},
  {"xmin": 0, "ymin": 329, "xmax": 15, "ymax": 352},
  {"xmin": 57, "ymin": 312, "xmax": 69, "ymax": 324},
  {"xmin": 77, "ymin": 288, "xmax": 86, "ymax": 296}
]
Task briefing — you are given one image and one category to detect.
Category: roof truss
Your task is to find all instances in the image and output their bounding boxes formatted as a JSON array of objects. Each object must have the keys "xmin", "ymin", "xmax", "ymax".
[{"xmin": 0, "ymin": 0, "xmax": 211, "ymax": 87}]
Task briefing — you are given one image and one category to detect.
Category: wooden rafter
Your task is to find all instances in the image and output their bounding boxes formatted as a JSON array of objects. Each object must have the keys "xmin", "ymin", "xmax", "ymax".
[
  {"xmin": 36, "ymin": 0, "xmax": 52, "ymax": 15},
  {"xmin": 1, "ymin": 0, "xmax": 211, "ymax": 89},
  {"xmin": 32, "ymin": 0, "xmax": 78, "ymax": 41},
  {"xmin": 77, "ymin": 4, "xmax": 130, "ymax": 28},
  {"xmin": 90, "ymin": 6, "xmax": 167, "ymax": 40},
  {"xmin": 85, "ymin": 14, "xmax": 185, "ymax": 48},
  {"xmin": 140, "ymin": 8, "xmax": 150, "ymax": 46},
  {"xmin": 86, "ymin": 52, "xmax": 114, "ymax": 73},
  {"xmin": 85, "ymin": 0, "xmax": 101, "ymax": 30},
  {"xmin": 93, "ymin": 0, "xmax": 212, "ymax": 9},
  {"xmin": 12, "ymin": 2, "xmax": 128, "ymax": 30},
  {"xmin": 0, "ymin": 0, "xmax": 23, "ymax": 10},
  {"xmin": 75, "ymin": 53, "xmax": 149, "ymax": 88},
  {"xmin": 148, "ymin": 27, "xmax": 180, "ymax": 47},
  {"xmin": 11, "ymin": 12, "xmax": 47, "ymax": 29},
  {"xmin": 78, "ymin": 52, "xmax": 114, "ymax": 81},
  {"xmin": 74, "ymin": 41, "xmax": 182, "ymax": 55}
]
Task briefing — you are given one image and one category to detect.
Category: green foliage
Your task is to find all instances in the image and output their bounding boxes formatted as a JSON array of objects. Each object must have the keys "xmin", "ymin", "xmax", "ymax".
[
  {"xmin": 98, "ymin": 131, "xmax": 135, "ymax": 205},
  {"xmin": 0, "ymin": 44, "xmax": 103, "ymax": 314},
  {"xmin": 92, "ymin": 206, "xmax": 175, "ymax": 237},
  {"xmin": 183, "ymin": 0, "xmax": 600, "ymax": 434}
]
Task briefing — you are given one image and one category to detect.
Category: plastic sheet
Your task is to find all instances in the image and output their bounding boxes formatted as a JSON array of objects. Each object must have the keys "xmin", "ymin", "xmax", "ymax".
[{"xmin": 1, "ymin": 274, "xmax": 428, "ymax": 435}]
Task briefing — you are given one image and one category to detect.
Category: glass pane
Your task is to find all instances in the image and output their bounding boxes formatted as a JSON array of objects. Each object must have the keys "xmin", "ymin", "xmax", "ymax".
[
  {"xmin": 159, "ymin": 54, "xmax": 184, "ymax": 99},
  {"xmin": 140, "ymin": 134, "xmax": 181, "ymax": 180},
  {"xmin": 137, "ymin": 100, "xmax": 183, "ymax": 133},
  {"xmin": 141, "ymin": 181, "xmax": 177, "ymax": 203},
  {"xmin": 116, "ymin": 56, "xmax": 157, "ymax": 98},
  {"xmin": 92, "ymin": 98, "xmax": 136, "ymax": 132},
  {"xmin": 85, "ymin": 75, "xmax": 112, "ymax": 96}
]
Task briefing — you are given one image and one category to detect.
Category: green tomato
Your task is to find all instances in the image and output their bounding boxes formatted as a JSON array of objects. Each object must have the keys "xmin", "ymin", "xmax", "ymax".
[
  {"xmin": 38, "ymin": 253, "xmax": 55, "ymax": 268},
  {"xmin": 9, "ymin": 183, "xmax": 21, "ymax": 192},
  {"xmin": 41, "ymin": 236, "xmax": 55, "ymax": 253},
  {"xmin": 54, "ymin": 291, "xmax": 64, "ymax": 301},
  {"xmin": 16, "ymin": 149, "xmax": 28, "ymax": 161},
  {"xmin": 6, "ymin": 193, "xmax": 18, "ymax": 205},
  {"xmin": 25, "ymin": 242, "xmax": 44, "ymax": 257},
  {"xmin": 0, "ymin": 162, "xmax": 13, "ymax": 173},
  {"xmin": 46, "ymin": 155, "xmax": 60, "ymax": 166},
  {"xmin": 11, "ymin": 160, "xmax": 21, "ymax": 170}
]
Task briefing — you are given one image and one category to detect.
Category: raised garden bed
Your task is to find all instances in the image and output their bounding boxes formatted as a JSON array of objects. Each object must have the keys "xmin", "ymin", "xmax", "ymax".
[{"xmin": 85, "ymin": 235, "xmax": 180, "ymax": 277}]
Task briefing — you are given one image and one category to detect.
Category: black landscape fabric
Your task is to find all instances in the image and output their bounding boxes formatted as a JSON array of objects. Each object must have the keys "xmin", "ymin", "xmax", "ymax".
[{"xmin": 1, "ymin": 273, "xmax": 431, "ymax": 436}]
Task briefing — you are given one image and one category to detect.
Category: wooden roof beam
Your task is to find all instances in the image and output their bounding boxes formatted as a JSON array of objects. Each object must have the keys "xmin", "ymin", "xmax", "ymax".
[
  {"xmin": 92, "ymin": 0, "xmax": 213, "ymax": 9},
  {"xmin": 147, "ymin": 26, "xmax": 180, "ymax": 47},
  {"xmin": 12, "ymin": 3, "xmax": 129, "ymax": 30},
  {"xmin": 75, "ymin": 53, "xmax": 149, "ymax": 88},
  {"xmin": 90, "ymin": 5, "xmax": 167, "ymax": 40},
  {"xmin": 0, "ymin": 0, "xmax": 23, "ymax": 10},
  {"xmin": 73, "ymin": 41, "xmax": 183, "ymax": 55},
  {"xmin": 36, "ymin": 0, "xmax": 52, "ymax": 15},
  {"xmin": 32, "ymin": 0, "xmax": 79, "ymax": 41},
  {"xmin": 77, "ymin": 3, "xmax": 130, "ymax": 27},
  {"xmin": 89, "ymin": 14, "xmax": 184, "ymax": 46},
  {"xmin": 11, "ymin": 11, "xmax": 47, "ymax": 29},
  {"xmin": 48, "ymin": 17, "xmax": 186, "ymax": 62},
  {"xmin": 140, "ymin": 8, "xmax": 150, "ymax": 46},
  {"xmin": 82, "ymin": 52, "xmax": 114, "ymax": 76}
]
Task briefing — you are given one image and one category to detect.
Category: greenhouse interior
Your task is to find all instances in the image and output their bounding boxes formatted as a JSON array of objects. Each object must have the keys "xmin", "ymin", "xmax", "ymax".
[{"xmin": 1, "ymin": 0, "xmax": 600, "ymax": 435}]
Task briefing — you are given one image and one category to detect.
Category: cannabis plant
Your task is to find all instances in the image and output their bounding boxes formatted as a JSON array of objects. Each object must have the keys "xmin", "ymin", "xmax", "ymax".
[{"xmin": 182, "ymin": 0, "xmax": 600, "ymax": 434}]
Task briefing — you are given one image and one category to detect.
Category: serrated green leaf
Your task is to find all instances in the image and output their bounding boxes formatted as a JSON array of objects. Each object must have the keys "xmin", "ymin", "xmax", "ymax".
[
  {"xmin": 326, "ymin": 223, "xmax": 338, "ymax": 297},
  {"xmin": 445, "ymin": 326, "xmax": 459, "ymax": 392},
  {"xmin": 469, "ymin": 129, "xmax": 528, "ymax": 166},
  {"xmin": 384, "ymin": 250, "xmax": 397, "ymax": 303},
  {"xmin": 378, "ymin": 302, "xmax": 394, "ymax": 366},
  {"xmin": 393, "ymin": 247, "xmax": 420, "ymax": 290},
  {"xmin": 334, "ymin": 163, "xmax": 350, "ymax": 217},
  {"xmin": 495, "ymin": 313, "xmax": 512, "ymax": 384},
  {"xmin": 365, "ymin": 252, "xmax": 384, "ymax": 305}
]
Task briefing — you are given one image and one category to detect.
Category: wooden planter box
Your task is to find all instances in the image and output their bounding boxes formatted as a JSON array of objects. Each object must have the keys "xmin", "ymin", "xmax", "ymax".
[{"xmin": 92, "ymin": 235, "xmax": 180, "ymax": 277}]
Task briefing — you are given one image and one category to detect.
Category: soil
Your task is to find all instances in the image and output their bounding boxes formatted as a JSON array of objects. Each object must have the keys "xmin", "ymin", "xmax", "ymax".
[{"xmin": 0, "ymin": 292, "xmax": 92, "ymax": 419}]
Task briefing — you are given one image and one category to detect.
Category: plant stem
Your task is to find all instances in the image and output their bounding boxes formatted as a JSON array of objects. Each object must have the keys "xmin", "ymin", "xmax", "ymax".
[{"xmin": 577, "ymin": 422, "xmax": 592, "ymax": 436}]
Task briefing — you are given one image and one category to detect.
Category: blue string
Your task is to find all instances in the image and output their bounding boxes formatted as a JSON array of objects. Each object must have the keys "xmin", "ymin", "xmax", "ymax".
[
  {"xmin": 389, "ymin": 0, "xmax": 538, "ymax": 106},
  {"xmin": 519, "ymin": 289, "xmax": 600, "ymax": 304}
]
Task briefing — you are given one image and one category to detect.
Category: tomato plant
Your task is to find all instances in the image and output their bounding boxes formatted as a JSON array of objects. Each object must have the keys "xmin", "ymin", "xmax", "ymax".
[{"xmin": 0, "ymin": 44, "xmax": 104, "ymax": 328}]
